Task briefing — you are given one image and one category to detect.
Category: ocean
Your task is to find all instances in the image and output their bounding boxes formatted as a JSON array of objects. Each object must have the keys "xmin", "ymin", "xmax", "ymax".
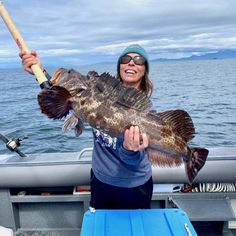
[{"xmin": 0, "ymin": 59, "xmax": 235, "ymax": 155}]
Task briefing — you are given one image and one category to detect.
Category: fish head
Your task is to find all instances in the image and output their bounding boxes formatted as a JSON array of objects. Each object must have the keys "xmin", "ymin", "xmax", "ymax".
[
  {"xmin": 51, "ymin": 68, "xmax": 88, "ymax": 92},
  {"xmin": 51, "ymin": 68, "xmax": 67, "ymax": 85}
]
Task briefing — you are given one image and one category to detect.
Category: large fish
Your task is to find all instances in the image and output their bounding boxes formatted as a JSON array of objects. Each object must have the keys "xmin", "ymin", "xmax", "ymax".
[{"xmin": 38, "ymin": 68, "xmax": 209, "ymax": 183}]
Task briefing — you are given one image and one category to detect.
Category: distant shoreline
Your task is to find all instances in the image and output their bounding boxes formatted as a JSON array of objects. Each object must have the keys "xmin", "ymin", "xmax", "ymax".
[{"xmin": 1, "ymin": 51, "xmax": 236, "ymax": 69}]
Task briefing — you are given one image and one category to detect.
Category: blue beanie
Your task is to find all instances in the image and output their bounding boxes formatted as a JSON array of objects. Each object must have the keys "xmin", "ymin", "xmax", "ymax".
[{"xmin": 117, "ymin": 44, "xmax": 150, "ymax": 73}]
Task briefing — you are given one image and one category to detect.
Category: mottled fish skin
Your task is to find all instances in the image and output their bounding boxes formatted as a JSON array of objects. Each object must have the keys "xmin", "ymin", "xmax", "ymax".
[{"xmin": 38, "ymin": 68, "xmax": 209, "ymax": 183}]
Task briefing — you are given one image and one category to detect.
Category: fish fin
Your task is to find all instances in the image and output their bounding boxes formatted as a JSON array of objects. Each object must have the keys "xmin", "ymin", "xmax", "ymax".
[
  {"xmin": 87, "ymin": 71, "xmax": 120, "ymax": 98},
  {"xmin": 87, "ymin": 71, "xmax": 152, "ymax": 111},
  {"xmin": 115, "ymin": 87, "xmax": 152, "ymax": 111},
  {"xmin": 87, "ymin": 70, "xmax": 99, "ymax": 78},
  {"xmin": 74, "ymin": 119, "xmax": 85, "ymax": 137},
  {"xmin": 87, "ymin": 71, "xmax": 122, "ymax": 103},
  {"xmin": 156, "ymin": 110, "xmax": 195, "ymax": 142},
  {"xmin": 38, "ymin": 86, "xmax": 72, "ymax": 119},
  {"xmin": 185, "ymin": 147, "xmax": 209, "ymax": 183},
  {"xmin": 147, "ymin": 148, "xmax": 182, "ymax": 167},
  {"xmin": 62, "ymin": 113, "xmax": 84, "ymax": 137}
]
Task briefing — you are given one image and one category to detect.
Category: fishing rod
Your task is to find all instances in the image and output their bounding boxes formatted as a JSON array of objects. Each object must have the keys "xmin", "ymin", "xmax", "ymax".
[
  {"xmin": 0, "ymin": 1, "xmax": 51, "ymax": 89},
  {"xmin": 0, "ymin": 133, "xmax": 27, "ymax": 157}
]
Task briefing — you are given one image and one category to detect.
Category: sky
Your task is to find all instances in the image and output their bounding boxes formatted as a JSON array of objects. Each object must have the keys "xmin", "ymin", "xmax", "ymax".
[{"xmin": 0, "ymin": 0, "xmax": 236, "ymax": 68}]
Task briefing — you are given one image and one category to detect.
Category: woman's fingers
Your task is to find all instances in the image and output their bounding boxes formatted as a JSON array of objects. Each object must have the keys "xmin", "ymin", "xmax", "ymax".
[
  {"xmin": 123, "ymin": 126, "xmax": 149, "ymax": 151},
  {"xmin": 19, "ymin": 50, "xmax": 42, "ymax": 75}
]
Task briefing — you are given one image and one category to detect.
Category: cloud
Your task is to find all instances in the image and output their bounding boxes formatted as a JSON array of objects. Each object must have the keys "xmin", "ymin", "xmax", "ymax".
[{"xmin": 0, "ymin": 0, "xmax": 236, "ymax": 67}]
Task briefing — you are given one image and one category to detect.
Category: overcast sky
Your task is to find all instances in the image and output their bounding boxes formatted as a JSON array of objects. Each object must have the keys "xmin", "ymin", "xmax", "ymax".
[{"xmin": 0, "ymin": 0, "xmax": 236, "ymax": 68}]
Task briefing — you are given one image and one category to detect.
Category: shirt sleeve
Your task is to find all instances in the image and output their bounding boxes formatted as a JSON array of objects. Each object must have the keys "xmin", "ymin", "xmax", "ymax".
[{"xmin": 119, "ymin": 145, "xmax": 146, "ymax": 166}]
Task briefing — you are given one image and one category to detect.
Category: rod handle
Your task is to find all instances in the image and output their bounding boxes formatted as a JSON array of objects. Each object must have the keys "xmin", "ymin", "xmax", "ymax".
[{"xmin": 0, "ymin": 1, "xmax": 50, "ymax": 87}]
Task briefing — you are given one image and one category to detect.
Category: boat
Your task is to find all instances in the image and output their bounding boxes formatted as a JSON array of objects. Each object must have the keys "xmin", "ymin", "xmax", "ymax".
[
  {"xmin": 0, "ymin": 146, "xmax": 236, "ymax": 235},
  {"xmin": 0, "ymin": 147, "xmax": 236, "ymax": 187}
]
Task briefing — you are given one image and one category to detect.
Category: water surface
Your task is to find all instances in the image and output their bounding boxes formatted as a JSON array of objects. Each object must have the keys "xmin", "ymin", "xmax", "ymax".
[{"xmin": 0, "ymin": 59, "xmax": 235, "ymax": 155}]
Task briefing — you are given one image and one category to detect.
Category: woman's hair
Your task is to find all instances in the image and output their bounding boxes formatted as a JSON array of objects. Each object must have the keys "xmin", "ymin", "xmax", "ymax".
[{"xmin": 116, "ymin": 70, "xmax": 153, "ymax": 97}]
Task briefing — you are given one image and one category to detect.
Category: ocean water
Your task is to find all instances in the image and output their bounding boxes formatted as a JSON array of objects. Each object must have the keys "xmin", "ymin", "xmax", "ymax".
[{"xmin": 0, "ymin": 59, "xmax": 235, "ymax": 155}]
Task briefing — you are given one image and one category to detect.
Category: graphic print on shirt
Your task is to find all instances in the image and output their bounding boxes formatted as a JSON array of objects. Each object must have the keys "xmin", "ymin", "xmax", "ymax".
[{"xmin": 94, "ymin": 129, "xmax": 117, "ymax": 149}]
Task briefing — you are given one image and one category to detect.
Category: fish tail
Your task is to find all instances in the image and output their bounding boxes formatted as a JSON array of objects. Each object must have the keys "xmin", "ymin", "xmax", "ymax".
[
  {"xmin": 185, "ymin": 147, "xmax": 209, "ymax": 183},
  {"xmin": 38, "ymin": 86, "xmax": 72, "ymax": 119}
]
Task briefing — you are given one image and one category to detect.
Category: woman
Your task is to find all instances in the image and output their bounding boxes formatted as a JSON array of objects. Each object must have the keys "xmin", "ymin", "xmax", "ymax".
[{"xmin": 20, "ymin": 44, "xmax": 154, "ymax": 209}]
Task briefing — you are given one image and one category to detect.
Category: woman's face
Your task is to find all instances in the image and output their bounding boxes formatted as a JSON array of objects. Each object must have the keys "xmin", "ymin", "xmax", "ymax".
[{"xmin": 119, "ymin": 53, "xmax": 146, "ymax": 90}]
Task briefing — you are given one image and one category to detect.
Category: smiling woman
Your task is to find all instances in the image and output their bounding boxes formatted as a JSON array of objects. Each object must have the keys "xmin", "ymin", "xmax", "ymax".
[
  {"xmin": 116, "ymin": 44, "xmax": 153, "ymax": 96},
  {"xmin": 119, "ymin": 53, "xmax": 146, "ymax": 90},
  {"xmin": 19, "ymin": 43, "xmax": 156, "ymax": 210}
]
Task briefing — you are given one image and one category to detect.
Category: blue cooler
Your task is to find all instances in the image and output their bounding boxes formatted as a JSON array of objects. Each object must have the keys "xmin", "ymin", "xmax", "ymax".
[{"xmin": 81, "ymin": 209, "xmax": 197, "ymax": 236}]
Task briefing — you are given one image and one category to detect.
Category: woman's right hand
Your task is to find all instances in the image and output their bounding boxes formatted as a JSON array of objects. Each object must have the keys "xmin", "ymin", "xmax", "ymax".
[{"xmin": 19, "ymin": 50, "xmax": 43, "ymax": 75}]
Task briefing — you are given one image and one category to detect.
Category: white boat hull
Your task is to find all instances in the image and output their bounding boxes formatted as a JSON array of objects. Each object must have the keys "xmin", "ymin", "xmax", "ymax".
[{"xmin": 0, "ymin": 147, "xmax": 236, "ymax": 187}]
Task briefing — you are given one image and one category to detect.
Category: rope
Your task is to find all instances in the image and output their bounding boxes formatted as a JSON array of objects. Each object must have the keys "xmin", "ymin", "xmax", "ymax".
[{"xmin": 181, "ymin": 183, "xmax": 236, "ymax": 193}]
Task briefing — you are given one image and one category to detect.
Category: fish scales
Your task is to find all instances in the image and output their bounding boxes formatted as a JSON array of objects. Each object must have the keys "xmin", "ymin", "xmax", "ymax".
[{"xmin": 37, "ymin": 68, "xmax": 209, "ymax": 183}]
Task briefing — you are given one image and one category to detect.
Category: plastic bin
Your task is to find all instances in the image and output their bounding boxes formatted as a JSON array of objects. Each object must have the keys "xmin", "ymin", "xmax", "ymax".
[{"xmin": 81, "ymin": 208, "xmax": 197, "ymax": 236}]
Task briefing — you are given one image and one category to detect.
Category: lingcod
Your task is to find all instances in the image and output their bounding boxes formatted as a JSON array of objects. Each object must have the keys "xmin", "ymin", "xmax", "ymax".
[{"xmin": 38, "ymin": 68, "xmax": 209, "ymax": 183}]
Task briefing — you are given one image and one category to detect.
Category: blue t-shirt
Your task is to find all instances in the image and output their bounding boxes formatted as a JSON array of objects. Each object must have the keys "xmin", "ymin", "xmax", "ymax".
[{"xmin": 92, "ymin": 128, "xmax": 152, "ymax": 188}]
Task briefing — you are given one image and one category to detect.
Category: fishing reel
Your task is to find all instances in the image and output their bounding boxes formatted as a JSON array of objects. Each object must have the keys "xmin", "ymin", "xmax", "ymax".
[{"xmin": 0, "ymin": 133, "xmax": 27, "ymax": 157}]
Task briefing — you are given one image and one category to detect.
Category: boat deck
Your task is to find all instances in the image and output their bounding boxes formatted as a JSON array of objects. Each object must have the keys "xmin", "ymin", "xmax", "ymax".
[{"xmin": 1, "ymin": 147, "xmax": 236, "ymax": 235}]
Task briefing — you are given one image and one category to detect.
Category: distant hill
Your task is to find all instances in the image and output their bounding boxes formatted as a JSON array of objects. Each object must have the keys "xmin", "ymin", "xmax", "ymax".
[
  {"xmin": 153, "ymin": 49, "xmax": 236, "ymax": 62},
  {"xmin": 1, "ymin": 49, "xmax": 236, "ymax": 69}
]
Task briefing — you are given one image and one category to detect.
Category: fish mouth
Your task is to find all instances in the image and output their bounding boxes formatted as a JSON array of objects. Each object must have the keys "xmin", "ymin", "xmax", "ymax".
[{"xmin": 51, "ymin": 68, "xmax": 68, "ymax": 85}]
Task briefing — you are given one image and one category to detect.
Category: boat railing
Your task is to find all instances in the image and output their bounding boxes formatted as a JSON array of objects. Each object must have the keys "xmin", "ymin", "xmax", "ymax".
[{"xmin": 77, "ymin": 147, "xmax": 93, "ymax": 160}]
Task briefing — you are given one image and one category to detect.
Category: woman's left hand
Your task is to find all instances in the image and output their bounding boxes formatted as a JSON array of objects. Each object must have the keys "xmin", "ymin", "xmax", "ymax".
[{"xmin": 123, "ymin": 126, "xmax": 149, "ymax": 152}]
